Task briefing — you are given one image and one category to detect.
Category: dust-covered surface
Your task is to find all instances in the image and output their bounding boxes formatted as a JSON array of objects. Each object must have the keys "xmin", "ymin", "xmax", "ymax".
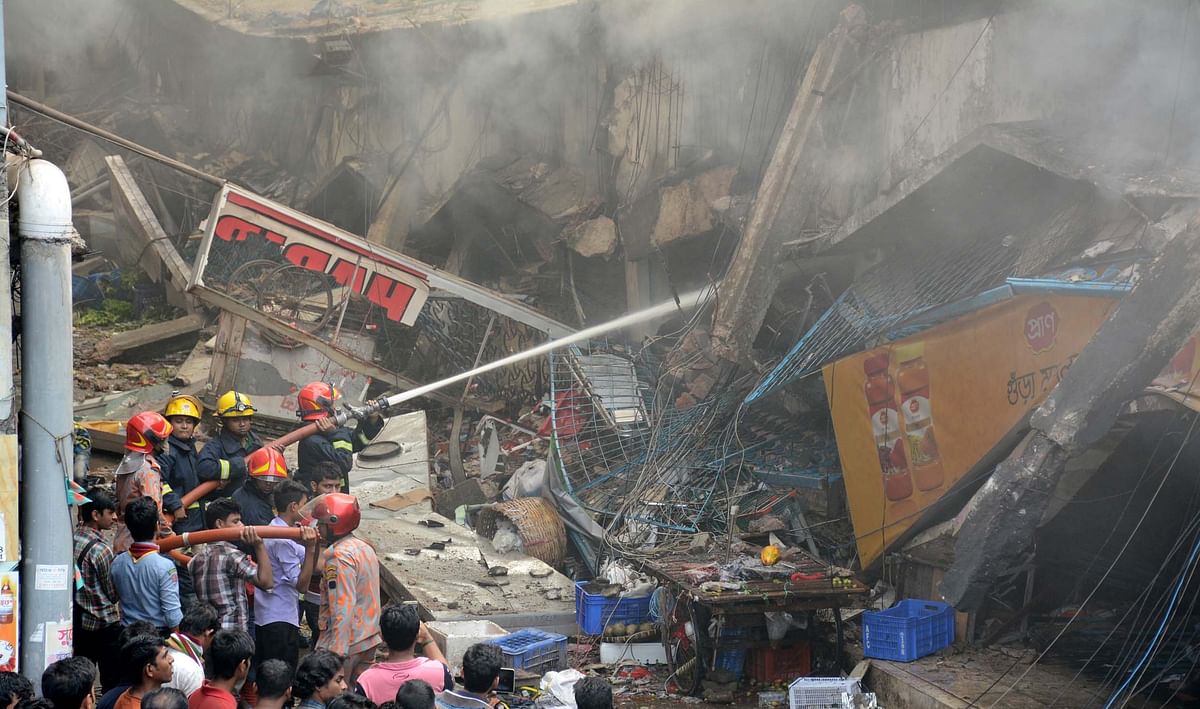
[
  {"xmin": 72, "ymin": 322, "xmax": 191, "ymax": 401},
  {"xmin": 350, "ymin": 411, "xmax": 578, "ymax": 628}
]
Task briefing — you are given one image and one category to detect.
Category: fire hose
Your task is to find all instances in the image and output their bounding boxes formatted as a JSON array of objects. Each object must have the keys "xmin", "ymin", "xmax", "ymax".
[
  {"xmin": 177, "ymin": 421, "xmax": 326, "ymax": 508},
  {"xmin": 157, "ymin": 525, "xmax": 308, "ymax": 552},
  {"xmin": 175, "ymin": 288, "xmax": 709, "ymax": 508}
]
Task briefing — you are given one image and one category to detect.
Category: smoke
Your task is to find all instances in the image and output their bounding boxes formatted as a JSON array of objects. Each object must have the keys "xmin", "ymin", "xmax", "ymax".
[
  {"xmin": 431, "ymin": 0, "xmax": 841, "ymax": 190},
  {"xmin": 9, "ymin": 0, "xmax": 1199, "ymax": 220},
  {"xmin": 997, "ymin": 0, "xmax": 1200, "ymax": 168},
  {"xmin": 4, "ymin": 0, "xmax": 132, "ymax": 98}
]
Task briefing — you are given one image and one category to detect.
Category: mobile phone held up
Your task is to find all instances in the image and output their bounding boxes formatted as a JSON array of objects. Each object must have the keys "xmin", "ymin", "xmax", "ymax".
[{"xmin": 496, "ymin": 668, "xmax": 516, "ymax": 694}]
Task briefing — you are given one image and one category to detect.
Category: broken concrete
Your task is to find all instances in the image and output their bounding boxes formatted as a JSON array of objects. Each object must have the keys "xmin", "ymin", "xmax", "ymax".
[
  {"xmin": 651, "ymin": 166, "xmax": 737, "ymax": 248},
  {"xmin": 350, "ymin": 411, "xmax": 577, "ymax": 636},
  {"xmin": 942, "ymin": 222, "xmax": 1200, "ymax": 609},
  {"xmin": 563, "ymin": 216, "xmax": 617, "ymax": 259},
  {"xmin": 93, "ymin": 313, "xmax": 205, "ymax": 363}
]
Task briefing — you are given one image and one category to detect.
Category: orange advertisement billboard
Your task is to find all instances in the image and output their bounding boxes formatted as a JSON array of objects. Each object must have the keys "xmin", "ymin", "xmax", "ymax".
[{"xmin": 824, "ymin": 294, "xmax": 1120, "ymax": 568}]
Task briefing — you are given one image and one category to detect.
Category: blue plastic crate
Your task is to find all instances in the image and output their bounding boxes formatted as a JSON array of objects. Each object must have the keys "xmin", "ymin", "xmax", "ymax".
[
  {"xmin": 574, "ymin": 581, "xmax": 652, "ymax": 636},
  {"xmin": 486, "ymin": 628, "xmax": 568, "ymax": 674},
  {"xmin": 713, "ymin": 649, "xmax": 747, "ymax": 677},
  {"xmin": 863, "ymin": 599, "xmax": 955, "ymax": 662}
]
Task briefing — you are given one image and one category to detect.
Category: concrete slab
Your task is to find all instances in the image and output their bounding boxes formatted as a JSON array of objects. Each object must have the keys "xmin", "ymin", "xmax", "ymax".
[
  {"xmin": 859, "ymin": 647, "xmax": 1167, "ymax": 708},
  {"xmin": 349, "ymin": 411, "xmax": 577, "ymax": 638}
]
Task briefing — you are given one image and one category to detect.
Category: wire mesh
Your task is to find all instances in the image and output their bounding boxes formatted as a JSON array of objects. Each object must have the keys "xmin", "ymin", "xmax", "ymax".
[
  {"xmin": 548, "ymin": 335, "xmax": 843, "ymax": 553},
  {"xmin": 745, "ymin": 235, "xmax": 1020, "ymax": 403}
]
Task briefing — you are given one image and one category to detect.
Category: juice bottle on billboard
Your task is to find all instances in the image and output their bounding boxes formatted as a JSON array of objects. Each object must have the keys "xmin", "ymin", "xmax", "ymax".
[
  {"xmin": 864, "ymin": 351, "xmax": 912, "ymax": 501},
  {"xmin": 0, "ymin": 574, "xmax": 14, "ymax": 672},
  {"xmin": 0, "ymin": 577, "xmax": 13, "ymax": 624},
  {"xmin": 897, "ymin": 342, "xmax": 944, "ymax": 491}
]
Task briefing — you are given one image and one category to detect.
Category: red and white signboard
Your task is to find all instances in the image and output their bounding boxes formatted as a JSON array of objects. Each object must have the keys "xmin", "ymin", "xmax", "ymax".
[{"xmin": 193, "ymin": 185, "xmax": 431, "ymax": 326}]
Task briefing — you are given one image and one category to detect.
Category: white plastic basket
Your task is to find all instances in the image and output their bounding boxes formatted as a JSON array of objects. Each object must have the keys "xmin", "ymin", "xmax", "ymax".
[{"xmin": 788, "ymin": 677, "xmax": 861, "ymax": 709}]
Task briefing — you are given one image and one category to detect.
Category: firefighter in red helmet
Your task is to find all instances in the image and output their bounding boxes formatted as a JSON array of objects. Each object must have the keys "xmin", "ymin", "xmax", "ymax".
[
  {"xmin": 112, "ymin": 411, "xmax": 175, "ymax": 552},
  {"xmin": 307, "ymin": 493, "xmax": 381, "ymax": 683},
  {"xmin": 295, "ymin": 382, "xmax": 384, "ymax": 493},
  {"xmin": 234, "ymin": 447, "xmax": 290, "ymax": 527}
]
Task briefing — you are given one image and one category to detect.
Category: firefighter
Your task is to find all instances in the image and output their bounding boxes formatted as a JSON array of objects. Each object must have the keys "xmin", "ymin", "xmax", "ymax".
[
  {"xmin": 158, "ymin": 393, "xmax": 206, "ymax": 607},
  {"xmin": 311, "ymin": 493, "xmax": 381, "ymax": 682},
  {"xmin": 197, "ymin": 390, "xmax": 264, "ymax": 506},
  {"xmin": 112, "ymin": 411, "xmax": 175, "ymax": 553},
  {"xmin": 159, "ymin": 393, "xmax": 205, "ymax": 533},
  {"xmin": 295, "ymin": 383, "xmax": 384, "ymax": 493},
  {"xmin": 234, "ymin": 447, "xmax": 290, "ymax": 526}
]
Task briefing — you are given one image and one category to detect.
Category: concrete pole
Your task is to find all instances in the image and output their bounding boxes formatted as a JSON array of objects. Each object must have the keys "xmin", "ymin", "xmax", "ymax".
[
  {"xmin": 18, "ymin": 159, "xmax": 75, "ymax": 679},
  {"xmin": 0, "ymin": 0, "xmax": 12, "ymax": 433},
  {"xmin": 0, "ymin": 0, "xmax": 15, "ymax": 674}
]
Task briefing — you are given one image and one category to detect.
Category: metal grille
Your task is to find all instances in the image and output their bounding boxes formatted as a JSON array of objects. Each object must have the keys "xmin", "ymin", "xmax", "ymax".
[
  {"xmin": 549, "ymin": 340, "xmax": 739, "ymax": 535},
  {"xmin": 745, "ymin": 236, "xmax": 1019, "ymax": 403},
  {"xmin": 549, "ymin": 336, "xmax": 843, "ymax": 554}
]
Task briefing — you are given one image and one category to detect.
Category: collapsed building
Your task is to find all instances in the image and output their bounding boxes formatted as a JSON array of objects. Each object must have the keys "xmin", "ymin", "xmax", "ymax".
[{"xmin": 8, "ymin": 0, "xmax": 1200, "ymax": 704}]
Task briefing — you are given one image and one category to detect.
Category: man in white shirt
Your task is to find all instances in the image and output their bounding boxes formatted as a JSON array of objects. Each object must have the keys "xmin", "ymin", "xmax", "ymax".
[{"xmin": 164, "ymin": 604, "xmax": 219, "ymax": 698}]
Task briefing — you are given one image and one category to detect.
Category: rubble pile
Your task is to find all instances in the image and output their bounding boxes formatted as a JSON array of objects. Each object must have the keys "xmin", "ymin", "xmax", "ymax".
[{"xmin": 21, "ymin": 0, "xmax": 1200, "ymax": 703}]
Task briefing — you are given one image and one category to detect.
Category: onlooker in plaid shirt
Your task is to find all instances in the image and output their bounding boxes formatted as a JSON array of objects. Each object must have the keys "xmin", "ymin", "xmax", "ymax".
[
  {"xmin": 74, "ymin": 489, "xmax": 122, "ymax": 692},
  {"xmin": 189, "ymin": 498, "xmax": 273, "ymax": 631}
]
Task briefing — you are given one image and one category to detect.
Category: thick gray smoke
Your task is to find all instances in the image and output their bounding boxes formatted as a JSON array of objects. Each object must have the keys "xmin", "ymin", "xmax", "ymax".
[
  {"xmin": 1001, "ymin": 0, "xmax": 1200, "ymax": 168},
  {"xmin": 8, "ymin": 0, "xmax": 1200, "ymax": 205}
]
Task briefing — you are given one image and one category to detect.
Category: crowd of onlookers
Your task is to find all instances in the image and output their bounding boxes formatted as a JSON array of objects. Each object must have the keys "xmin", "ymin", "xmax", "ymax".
[
  {"xmin": 13, "ymin": 621, "xmax": 613, "ymax": 709},
  {"xmin": 61, "ymin": 386, "xmax": 615, "ymax": 709}
]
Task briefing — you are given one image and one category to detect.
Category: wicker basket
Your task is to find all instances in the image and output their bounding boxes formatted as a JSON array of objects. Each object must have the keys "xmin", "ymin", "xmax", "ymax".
[{"xmin": 476, "ymin": 498, "xmax": 567, "ymax": 568}]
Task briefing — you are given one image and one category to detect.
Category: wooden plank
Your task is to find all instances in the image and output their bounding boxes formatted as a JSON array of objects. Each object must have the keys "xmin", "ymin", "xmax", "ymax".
[
  {"xmin": 94, "ymin": 313, "xmax": 205, "ymax": 362},
  {"xmin": 641, "ymin": 557, "xmax": 867, "ymax": 604},
  {"xmin": 207, "ymin": 311, "xmax": 248, "ymax": 397},
  {"xmin": 106, "ymin": 155, "xmax": 198, "ymax": 312},
  {"xmin": 79, "ymin": 421, "xmax": 125, "ymax": 455},
  {"xmin": 72, "ymin": 254, "xmax": 107, "ymax": 276}
]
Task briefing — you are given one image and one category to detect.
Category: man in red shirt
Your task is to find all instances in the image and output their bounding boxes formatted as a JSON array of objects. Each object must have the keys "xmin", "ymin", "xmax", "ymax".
[
  {"xmin": 355, "ymin": 604, "xmax": 452, "ymax": 704},
  {"xmin": 188, "ymin": 630, "xmax": 253, "ymax": 709}
]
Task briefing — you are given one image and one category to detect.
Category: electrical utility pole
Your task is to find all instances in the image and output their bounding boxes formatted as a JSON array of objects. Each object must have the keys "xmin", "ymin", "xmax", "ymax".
[{"xmin": 6, "ymin": 2, "xmax": 78, "ymax": 675}]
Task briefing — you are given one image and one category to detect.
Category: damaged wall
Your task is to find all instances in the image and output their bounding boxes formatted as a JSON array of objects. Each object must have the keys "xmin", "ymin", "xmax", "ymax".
[
  {"xmin": 814, "ymin": 0, "xmax": 1200, "ymax": 242},
  {"xmin": 707, "ymin": 0, "xmax": 1200, "ymax": 370},
  {"xmin": 5, "ymin": 0, "xmax": 842, "ymax": 225}
]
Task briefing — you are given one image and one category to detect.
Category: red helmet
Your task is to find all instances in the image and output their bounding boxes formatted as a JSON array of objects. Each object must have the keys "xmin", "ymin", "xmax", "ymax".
[
  {"xmin": 311, "ymin": 493, "xmax": 360, "ymax": 538},
  {"xmin": 297, "ymin": 382, "xmax": 341, "ymax": 422},
  {"xmin": 245, "ymin": 447, "xmax": 289, "ymax": 483},
  {"xmin": 126, "ymin": 411, "xmax": 173, "ymax": 453}
]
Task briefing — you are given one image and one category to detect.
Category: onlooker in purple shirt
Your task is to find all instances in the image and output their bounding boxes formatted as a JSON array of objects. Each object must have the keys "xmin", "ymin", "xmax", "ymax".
[{"xmin": 254, "ymin": 481, "xmax": 318, "ymax": 670}]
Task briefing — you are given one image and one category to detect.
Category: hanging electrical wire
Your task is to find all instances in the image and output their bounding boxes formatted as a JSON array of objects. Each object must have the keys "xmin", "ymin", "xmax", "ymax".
[{"xmin": 983, "ymin": 413, "xmax": 1200, "ymax": 707}]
